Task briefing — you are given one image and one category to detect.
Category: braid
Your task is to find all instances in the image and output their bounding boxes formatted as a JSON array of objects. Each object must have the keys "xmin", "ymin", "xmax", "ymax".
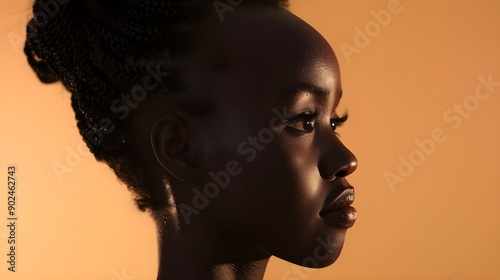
[{"xmin": 24, "ymin": 0, "xmax": 289, "ymax": 212}]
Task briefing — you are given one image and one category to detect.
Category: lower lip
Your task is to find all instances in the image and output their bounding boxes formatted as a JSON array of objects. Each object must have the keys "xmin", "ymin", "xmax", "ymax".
[{"xmin": 320, "ymin": 206, "xmax": 357, "ymax": 228}]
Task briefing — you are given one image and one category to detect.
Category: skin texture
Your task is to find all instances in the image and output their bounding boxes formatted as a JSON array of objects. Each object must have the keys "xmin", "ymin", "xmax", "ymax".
[{"xmin": 128, "ymin": 6, "xmax": 358, "ymax": 280}]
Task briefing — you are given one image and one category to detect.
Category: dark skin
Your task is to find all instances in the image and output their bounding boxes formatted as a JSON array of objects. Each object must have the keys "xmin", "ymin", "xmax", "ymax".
[{"xmin": 128, "ymin": 6, "xmax": 358, "ymax": 280}]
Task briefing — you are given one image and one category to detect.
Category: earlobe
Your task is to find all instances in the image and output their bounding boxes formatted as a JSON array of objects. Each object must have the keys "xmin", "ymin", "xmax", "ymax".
[{"xmin": 150, "ymin": 116, "xmax": 199, "ymax": 183}]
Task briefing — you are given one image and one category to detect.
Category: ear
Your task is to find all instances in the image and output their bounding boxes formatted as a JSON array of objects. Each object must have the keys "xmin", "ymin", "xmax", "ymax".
[{"xmin": 150, "ymin": 116, "xmax": 199, "ymax": 183}]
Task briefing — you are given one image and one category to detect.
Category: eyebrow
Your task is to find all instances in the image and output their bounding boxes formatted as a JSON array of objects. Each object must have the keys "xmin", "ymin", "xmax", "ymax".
[{"xmin": 282, "ymin": 82, "xmax": 343, "ymax": 104}]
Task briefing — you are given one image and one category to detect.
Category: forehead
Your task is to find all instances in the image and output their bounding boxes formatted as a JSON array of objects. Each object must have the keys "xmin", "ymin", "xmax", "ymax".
[
  {"xmin": 218, "ymin": 7, "xmax": 339, "ymax": 77},
  {"xmin": 181, "ymin": 6, "xmax": 341, "ymax": 111}
]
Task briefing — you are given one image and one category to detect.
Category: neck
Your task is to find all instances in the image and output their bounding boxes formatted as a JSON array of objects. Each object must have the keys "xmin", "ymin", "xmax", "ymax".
[
  {"xmin": 154, "ymin": 212, "xmax": 270, "ymax": 280},
  {"xmin": 156, "ymin": 254, "xmax": 269, "ymax": 280}
]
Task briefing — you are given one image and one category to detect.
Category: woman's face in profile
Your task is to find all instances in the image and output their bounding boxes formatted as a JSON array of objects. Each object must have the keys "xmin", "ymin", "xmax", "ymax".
[{"xmin": 153, "ymin": 6, "xmax": 358, "ymax": 267}]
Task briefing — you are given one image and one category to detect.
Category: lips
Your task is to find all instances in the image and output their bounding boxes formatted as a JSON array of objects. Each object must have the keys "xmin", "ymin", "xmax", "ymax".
[
  {"xmin": 320, "ymin": 186, "xmax": 357, "ymax": 228},
  {"xmin": 322, "ymin": 187, "xmax": 355, "ymax": 212}
]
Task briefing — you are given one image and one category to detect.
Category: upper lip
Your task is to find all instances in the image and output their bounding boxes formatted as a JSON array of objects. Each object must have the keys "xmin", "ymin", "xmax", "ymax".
[{"xmin": 320, "ymin": 186, "xmax": 355, "ymax": 213}]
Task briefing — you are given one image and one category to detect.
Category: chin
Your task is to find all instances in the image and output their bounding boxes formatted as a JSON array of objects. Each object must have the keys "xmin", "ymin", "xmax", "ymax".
[
  {"xmin": 282, "ymin": 233, "xmax": 346, "ymax": 268},
  {"xmin": 300, "ymin": 246, "xmax": 343, "ymax": 269}
]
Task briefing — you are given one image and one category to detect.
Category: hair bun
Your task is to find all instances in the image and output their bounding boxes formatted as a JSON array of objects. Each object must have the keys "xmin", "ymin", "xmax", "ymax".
[{"xmin": 24, "ymin": 36, "xmax": 60, "ymax": 83}]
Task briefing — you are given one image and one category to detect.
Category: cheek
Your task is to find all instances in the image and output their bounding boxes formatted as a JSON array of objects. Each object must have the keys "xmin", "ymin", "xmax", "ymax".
[
  {"xmin": 206, "ymin": 135, "xmax": 319, "ymax": 226},
  {"xmin": 199, "ymin": 131, "xmax": 320, "ymax": 218}
]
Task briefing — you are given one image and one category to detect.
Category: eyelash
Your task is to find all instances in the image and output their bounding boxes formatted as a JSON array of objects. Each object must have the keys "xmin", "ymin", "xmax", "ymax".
[{"xmin": 286, "ymin": 111, "xmax": 348, "ymax": 134}]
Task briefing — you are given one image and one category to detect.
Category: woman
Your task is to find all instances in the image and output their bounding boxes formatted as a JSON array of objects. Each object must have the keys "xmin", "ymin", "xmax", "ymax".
[{"xmin": 24, "ymin": 0, "xmax": 358, "ymax": 279}]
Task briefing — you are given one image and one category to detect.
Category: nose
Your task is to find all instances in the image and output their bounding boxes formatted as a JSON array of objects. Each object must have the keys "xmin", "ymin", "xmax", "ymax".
[{"xmin": 319, "ymin": 138, "xmax": 358, "ymax": 181}]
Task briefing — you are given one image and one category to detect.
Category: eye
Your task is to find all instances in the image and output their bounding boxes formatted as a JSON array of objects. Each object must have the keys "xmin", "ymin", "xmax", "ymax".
[
  {"xmin": 330, "ymin": 113, "xmax": 348, "ymax": 132},
  {"xmin": 287, "ymin": 112, "xmax": 318, "ymax": 133}
]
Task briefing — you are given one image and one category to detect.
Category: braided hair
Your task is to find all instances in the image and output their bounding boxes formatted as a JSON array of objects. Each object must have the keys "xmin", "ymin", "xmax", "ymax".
[{"xmin": 24, "ymin": 0, "xmax": 289, "ymax": 211}]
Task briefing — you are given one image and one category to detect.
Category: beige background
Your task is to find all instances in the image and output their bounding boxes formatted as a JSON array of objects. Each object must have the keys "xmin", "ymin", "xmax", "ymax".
[{"xmin": 1, "ymin": 0, "xmax": 499, "ymax": 279}]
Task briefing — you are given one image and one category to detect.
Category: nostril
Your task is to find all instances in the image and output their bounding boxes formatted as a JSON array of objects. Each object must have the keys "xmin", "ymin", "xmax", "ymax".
[
  {"xmin": 335, "ymin": 161, "xmax": 357, "ymax": 178},
  {"xmin": 335, "ymin": 170, "xmax": 348, "ymax": 178}
]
